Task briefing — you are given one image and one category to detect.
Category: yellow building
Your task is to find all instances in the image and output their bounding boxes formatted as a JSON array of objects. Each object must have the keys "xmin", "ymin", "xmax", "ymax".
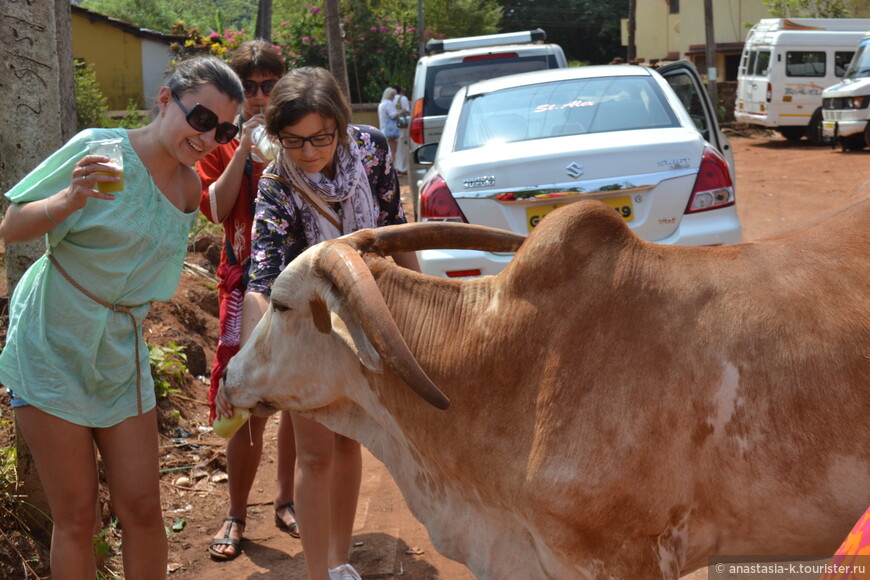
[
  {"xmin": 626, "ymin": 0, "xmax": 870, "ymax": 81},
  {"xmin": 72, "ymin": 5, "xmax": 179, "ymax": 111}
]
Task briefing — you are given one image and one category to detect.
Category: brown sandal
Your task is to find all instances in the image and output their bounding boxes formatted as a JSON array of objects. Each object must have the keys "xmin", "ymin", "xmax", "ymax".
[
  {"xmin": 208, "ymin": 517, "xmax": 245, "ymax": 561},
  {"xmin": 274, "ymin": 501, "xmax": 300, "ymax": 538}
]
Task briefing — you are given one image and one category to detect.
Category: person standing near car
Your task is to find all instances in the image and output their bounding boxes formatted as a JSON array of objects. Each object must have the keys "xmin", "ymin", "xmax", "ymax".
[
  {"xmin": 392, "ymin": 85, "xmax": 410, "ymax": 175},
  {"xmin": 216, "ymin": 66, "xmax": 419, "ymax": 580},
  {"xmin": 0, "ymin": 55, "xmax": 243, "ymax": 580},
  {"xmin": 378, "ymin": 86, "xmax": 400, "ymax": 162},
  {"xmin": 196, "ymin": 39, "xmax": 301, "ymax": 561}
]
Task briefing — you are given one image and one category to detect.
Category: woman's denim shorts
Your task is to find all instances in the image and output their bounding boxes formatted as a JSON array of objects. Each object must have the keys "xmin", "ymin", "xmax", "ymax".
[{"xmin": 7, "ymin": 388, "xmax": 30, "ymax": 408}]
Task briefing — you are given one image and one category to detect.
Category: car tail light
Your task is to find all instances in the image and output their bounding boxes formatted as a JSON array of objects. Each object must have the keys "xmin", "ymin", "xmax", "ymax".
[
  {"xmin": 420, "ymin": 175, "xmax": 467, "ymax": 222},
  {"xmin": 766, "ymin": 82, "xmax": 772, "ymax": 103},
  {"xmin": 462, "ymin": 52, "xmax": 519, "ymax": 62},
  {"xmin": 410, "ymin": 98, "xmax": 425, "ymax": 145},
  {"xmin": 685, "ymin": 147, "xmax": 735, "ymax": 214},
  {"xmin": 446, "ymin": 269, "xmax": 482, "ymax": 278}
]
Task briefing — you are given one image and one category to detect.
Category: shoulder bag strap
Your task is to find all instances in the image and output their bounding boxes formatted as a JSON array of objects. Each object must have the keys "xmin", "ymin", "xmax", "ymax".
[{"xmin": 261, "ymin": 172, "xmax": 342, "ymax": 232}]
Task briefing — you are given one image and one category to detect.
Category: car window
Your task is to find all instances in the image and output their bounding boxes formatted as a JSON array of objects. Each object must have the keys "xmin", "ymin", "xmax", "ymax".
[
  {"xmin": 755, "ymin": 50, "xmax": 771, "ymax": 76},
  {"xmin": 424, "ymin": 55, "xmax": 557, "ymax": 116},
  {"xmin": 835, "ymin": 51, "xmax": 855, "ymax": 77},
  {"xmin": 667, "ymin": 71, "xmax": 710, "ymax": 139},
  {"xmin": 743, "ymin": 50, "xmax": 757, "ymax": 77},
  {"xmin": 786, "ymin": 51, "xmax": 826, "ymax": 77},
  {"xmin": 454, "ymin": 76, "xmax": 679, "ymax": 151}
]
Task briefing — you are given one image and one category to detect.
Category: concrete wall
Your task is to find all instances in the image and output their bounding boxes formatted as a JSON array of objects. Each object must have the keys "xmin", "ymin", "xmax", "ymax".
[{"xmin": 141, "ymin": 39, "xmax": 174, "ymax": 110}]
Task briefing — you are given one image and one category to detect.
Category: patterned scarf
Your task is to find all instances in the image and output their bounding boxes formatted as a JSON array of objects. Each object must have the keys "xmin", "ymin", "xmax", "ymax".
[{"xmin": 271, "ymin": 131, "xmax": 378, "ymax": 244}]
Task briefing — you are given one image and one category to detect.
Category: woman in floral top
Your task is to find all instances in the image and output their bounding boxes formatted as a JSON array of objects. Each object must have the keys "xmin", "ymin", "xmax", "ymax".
[
  {"xmin": 216, "ymin": 66, "xmax": 418, "ymax": 580},
  {"xmin": 248, "ymin": 121, "xmax": 407, "ymax": 288}
]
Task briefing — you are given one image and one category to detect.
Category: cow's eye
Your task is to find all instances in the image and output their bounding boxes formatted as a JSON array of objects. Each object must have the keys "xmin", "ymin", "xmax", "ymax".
[{"xmin": 272, "ymin": 301, "xmax": 290, "ymax": 313}]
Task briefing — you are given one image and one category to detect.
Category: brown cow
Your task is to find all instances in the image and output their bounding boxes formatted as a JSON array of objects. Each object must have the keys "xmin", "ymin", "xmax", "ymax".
[{"xmin": 223, "ymin": 196, "xmax": 870, "ymax": 579}]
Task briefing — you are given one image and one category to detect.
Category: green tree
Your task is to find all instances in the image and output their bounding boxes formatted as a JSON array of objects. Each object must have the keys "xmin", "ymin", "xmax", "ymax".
[
  {"xmin": 81, "ymin": 0, "xmax": 256, "ymax": 33},
  {"xmin": 763, "ymin": 0, "xmax": 850, "ymax": 17},
  {"xmin": 79, "ymin": 0, "xmax": 502, "ymax": 101},
  {"xmin": 498, "ymin": 0, "xmax": 629, "ymax": 64},
  {"xmin": 74, "ymin": 62, "xmax": 110, "ymax": 131}
]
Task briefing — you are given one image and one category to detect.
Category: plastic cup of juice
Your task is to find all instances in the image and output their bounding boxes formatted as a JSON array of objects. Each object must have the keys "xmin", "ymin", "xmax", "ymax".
[{"xmin": 87, "ymin": 138, "xmax": 124, "ymax": 193}]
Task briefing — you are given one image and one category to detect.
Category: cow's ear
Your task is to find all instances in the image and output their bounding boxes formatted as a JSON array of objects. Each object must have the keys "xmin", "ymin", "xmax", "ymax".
[{"xmin": 331, "ymin": 308, "xmax": 383, "ymax": 372}]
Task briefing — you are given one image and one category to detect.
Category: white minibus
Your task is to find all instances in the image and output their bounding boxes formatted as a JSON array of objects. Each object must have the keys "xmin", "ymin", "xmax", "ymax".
[{"xmin": 735, "ymin": 18, "xmax": 870, "ymax": 144}]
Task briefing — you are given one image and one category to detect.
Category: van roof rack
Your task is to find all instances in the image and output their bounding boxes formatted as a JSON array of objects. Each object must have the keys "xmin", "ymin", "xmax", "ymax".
[{"xmin": 425, "ymin": 28, "xmax": 546, "ymax": 55}]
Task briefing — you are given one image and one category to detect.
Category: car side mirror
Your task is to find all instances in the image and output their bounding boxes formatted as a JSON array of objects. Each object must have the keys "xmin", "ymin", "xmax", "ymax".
[{"xmin": 414, "ymin": 143, "xmax": 438, "ymax": 166}]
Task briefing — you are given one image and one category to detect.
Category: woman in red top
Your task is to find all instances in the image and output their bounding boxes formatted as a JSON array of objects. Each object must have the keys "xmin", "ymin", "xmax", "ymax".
[{"xmin": 196, "ymin": 39, "xmax": 298, "ymax": 561}]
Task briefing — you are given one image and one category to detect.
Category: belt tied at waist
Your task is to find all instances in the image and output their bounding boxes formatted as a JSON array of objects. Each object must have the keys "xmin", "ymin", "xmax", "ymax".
[{"xmin": 46, "ymin": 251, "xmax": 145, "ymax": 415}]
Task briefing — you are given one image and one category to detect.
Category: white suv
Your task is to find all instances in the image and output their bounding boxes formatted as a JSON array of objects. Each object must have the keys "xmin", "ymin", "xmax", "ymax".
[{"xmin": 407, "ymin": 29, "xmax": 568, "ymax": 215}]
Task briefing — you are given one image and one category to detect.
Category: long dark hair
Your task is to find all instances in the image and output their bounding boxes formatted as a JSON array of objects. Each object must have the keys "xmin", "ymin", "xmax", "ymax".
[{"xmin": 164, "ymin": 56, "xmax": 244, "ymax": 104}]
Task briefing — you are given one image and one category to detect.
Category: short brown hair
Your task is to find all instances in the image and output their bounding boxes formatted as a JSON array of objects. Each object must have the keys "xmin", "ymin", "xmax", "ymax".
[
  {"xmin": 265, "ymin": 67, "xmax": 351, "ymax": 145},
  {"xmin": 229, "ymin": 39, "xmax": 285, "ymax": 80}
]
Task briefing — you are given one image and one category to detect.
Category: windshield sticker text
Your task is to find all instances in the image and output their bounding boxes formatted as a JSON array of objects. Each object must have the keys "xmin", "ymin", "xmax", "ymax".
[{"xmin": 534, "ymin": 100, "xmax": 597, "ymax": 113}]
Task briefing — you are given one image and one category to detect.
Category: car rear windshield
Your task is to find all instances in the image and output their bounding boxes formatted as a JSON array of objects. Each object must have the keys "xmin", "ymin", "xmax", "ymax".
[
  {"xmin": 454, "ymin": 75, "xmax": 680, "ymax": 151},
  {"xmin": 424, "ymin": 54, "xmax": 559, "ymax": 116}
]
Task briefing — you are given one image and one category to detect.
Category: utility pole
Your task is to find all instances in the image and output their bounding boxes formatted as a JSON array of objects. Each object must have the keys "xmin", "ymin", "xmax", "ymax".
[
  {"xmin": 418, "ymin": 0, "xmax": 425, "ymax": 57},
  {"xmin": 627, "ymin": 0, "xmax": 636, "ymax": 62},
  {"xmin": 704, "ymin": 0, "xmax": 718, "ymax": 109},
  {"xmin": 255, "ymin": 0, "xmax": 273, "ymax": 41},
  {"xmin": 324, "ymin": 0, "xmax": 351, "ymax": 103}
]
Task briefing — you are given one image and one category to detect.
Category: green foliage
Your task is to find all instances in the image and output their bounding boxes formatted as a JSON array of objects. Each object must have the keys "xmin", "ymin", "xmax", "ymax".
[
  {"xmin": 763, "ymin": 0, "xmax": 849, "ymax": 17},
  {"xmin": 113, "ymin": 99, "xmax": 149, "ymax": 129},
  {"xmin": 92, "ymin": 517, "xmax": 118, "ymax": 559},
  {"xmin": 341, "ymin": 9, "xmax": 424, "ymax": 102},
  {"xmin": 188, "ymin": 213, "xmax": 222, "ymax": 253},
  {"xmin": 499, "ymin": 0, "xmax": 629, "ymax": 64},
  {"xmin": 84, "ymin": 0, "xmax": 504, "ymax": 103},
  {"xmin": 82, "ymin": 0, "xmax": 255, "ymax": 33},
  {"xmin": 75, "ymin": 62, "xmax": 110, "ymax": 131},
  {"xmin": 149, "ymin": 342, "xmax": 188, "ymax": 399},
  {"xmin": 422, "ymin": 0, "xmax": 501, "ymax": 40}
]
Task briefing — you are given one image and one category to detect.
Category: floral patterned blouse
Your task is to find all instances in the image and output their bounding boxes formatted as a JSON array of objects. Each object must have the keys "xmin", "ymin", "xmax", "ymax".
[{"xmin": 247, "ymin": 124, "xmax": 406, "ymax": 295}]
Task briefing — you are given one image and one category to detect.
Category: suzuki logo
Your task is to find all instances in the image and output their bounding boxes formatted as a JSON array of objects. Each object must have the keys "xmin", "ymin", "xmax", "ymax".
[{"xmin": 566, "ymin": 162, "xmax": 584, "ymax": 178}]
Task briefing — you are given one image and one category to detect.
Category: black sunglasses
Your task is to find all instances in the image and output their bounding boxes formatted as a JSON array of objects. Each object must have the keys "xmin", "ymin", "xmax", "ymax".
[
  {"xmin": 278, "ymin": 129, "xmax": 338, "ymax": 150},
  {"xmin": 242, "ymin": 78, "xmax": 278, "ymax": 98},
  {"xmin": 171, "ymin": 92, "xmax": 239, "ymax": 144}
]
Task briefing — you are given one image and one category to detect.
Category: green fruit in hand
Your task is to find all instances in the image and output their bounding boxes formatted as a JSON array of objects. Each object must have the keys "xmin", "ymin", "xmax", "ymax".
[{"xmin": 212, "ymin": 408, "xmax": 251, "ymax": 438}]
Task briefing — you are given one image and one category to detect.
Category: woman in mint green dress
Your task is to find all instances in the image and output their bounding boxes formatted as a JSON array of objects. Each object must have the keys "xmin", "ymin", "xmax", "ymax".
[{"xmin": 0, "ymin": 56, "xmax": 243, "ymax": 579}]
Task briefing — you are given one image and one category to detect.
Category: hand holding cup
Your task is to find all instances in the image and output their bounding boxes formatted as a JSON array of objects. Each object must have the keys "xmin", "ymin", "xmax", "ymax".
[{"xmin": 85, "ymin": 139, "xmax": 124, "ymax": 193}]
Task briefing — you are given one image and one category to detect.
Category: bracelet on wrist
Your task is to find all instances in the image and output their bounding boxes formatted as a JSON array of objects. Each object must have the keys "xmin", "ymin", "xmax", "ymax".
[{"xmin": 44, "ymin": 201, "xmax": 59, "ymax": 225}]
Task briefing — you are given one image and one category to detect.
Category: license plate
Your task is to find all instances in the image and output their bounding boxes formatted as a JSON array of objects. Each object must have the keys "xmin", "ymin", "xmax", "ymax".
[
  {"xmin": 526, "ymin": 196, "xmax": 634, "ymax": 230},
  {"xmin": 823, "ymin": 121, "xmax": 835, "ymax": 130}
]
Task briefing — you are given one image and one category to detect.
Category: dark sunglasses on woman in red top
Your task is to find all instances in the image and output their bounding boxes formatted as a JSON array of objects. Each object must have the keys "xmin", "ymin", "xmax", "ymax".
[
  {"xmin": 171, "ymin": 92, "xmax": 239, "ymax": 144},
  {"xmin": 242, "ymin": 78, "xmax": 278, "ymax": 98}
]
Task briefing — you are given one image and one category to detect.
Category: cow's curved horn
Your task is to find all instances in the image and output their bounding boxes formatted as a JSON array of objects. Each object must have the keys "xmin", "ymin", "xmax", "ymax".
[
  {"xmin": 345, "ymin": 222, "xmax": 526, "ymax": 256},
  {"xmin": 316, "ymin": 240, "xmax": 450, "ymax": 410}
]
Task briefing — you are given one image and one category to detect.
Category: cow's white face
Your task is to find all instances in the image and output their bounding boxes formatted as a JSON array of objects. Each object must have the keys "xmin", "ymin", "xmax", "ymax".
[{"xmin": 223, "ymin": 247, "xmax": 383, "ymax": 414}]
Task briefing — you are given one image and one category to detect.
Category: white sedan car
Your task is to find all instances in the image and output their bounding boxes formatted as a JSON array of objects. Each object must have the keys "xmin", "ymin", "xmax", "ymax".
[{"xmin": 413, "ymin": 61, "xmax": 742, "ymax": 278}]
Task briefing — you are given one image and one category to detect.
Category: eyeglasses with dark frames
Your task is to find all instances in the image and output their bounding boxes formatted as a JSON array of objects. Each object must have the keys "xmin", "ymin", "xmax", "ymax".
[
  {"xmin": 278, "ymin": 129, "xmax": 338, "ymax": 150},
  {"xmin": 171, "ymin": 92, "xmax": 239, "ymax": 144},
  {"xmin": 242, "ymin": 78, "xmax": 278, "ymax": 98}
]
